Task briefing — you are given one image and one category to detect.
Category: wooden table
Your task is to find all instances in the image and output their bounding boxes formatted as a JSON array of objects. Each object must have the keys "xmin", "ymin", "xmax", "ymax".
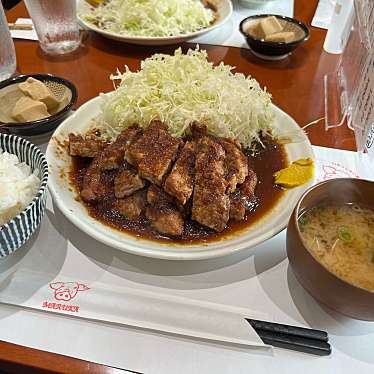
[{"xmin": 1, "ymin": 1, "xmax": 356, "ymax": 373}]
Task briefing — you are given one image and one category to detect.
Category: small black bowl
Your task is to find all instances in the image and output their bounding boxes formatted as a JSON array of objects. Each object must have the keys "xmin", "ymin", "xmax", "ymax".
[
  {"xmin": 0, "ymin": 74, "xmax": 77, "ymax": 136},
  {"xmin": 239, "ymin": 14, "xmax": 310, "ymax": 60}
]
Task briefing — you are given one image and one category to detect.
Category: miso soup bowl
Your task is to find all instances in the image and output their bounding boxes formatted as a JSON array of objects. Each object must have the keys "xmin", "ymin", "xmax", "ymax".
[{"xmin": 287, "ymin": 178, "xmax": 374, "ymax": 321}]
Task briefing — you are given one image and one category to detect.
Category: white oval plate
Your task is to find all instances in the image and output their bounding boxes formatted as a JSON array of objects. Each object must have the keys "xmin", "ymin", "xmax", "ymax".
[
  {"xmin": 47, "ymin": 95, "xmax": 314, "ymax": 260},
  {"xmin": 77, "ymin": 0, "xmax": 233, "ymax": 46}
]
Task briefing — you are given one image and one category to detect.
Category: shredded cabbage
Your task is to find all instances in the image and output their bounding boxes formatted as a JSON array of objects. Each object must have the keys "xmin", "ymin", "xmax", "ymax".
[
  {"xmin": 100, "ymin": 48, "xmax": 275, "ymax": 148},
  {"xmin": 81, "ymin": 0, "xmax": 214, "ymax": 37}
]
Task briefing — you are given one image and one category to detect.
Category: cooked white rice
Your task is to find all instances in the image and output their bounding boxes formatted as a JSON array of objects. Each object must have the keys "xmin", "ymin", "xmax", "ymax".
[{"xmin": 0, "ymin": 151, "xmax": 40, "ymax": 226}]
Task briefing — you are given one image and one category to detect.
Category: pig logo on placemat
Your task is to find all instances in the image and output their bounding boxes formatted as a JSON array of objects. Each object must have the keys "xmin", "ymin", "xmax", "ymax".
[
  {"xmin": 322, "ymin": 164, "xmax": 358, "ymax": 179},
  {"xmin": 49, "ymin": 282, "xmax": 90, "ymax": 301},
  {"xmin": 41, "ymin": 281, "xmax": 90, "ymax": 313},
  {"xmin": 316, "ymin": 161, "xmax": 360, "ymax": 183}
]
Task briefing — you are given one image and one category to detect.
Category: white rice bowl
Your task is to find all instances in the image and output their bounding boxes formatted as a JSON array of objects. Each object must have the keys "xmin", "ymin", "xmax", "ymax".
[{"xmin": 0, "ymin": 151, "xmax": 40, "ymax": 226}]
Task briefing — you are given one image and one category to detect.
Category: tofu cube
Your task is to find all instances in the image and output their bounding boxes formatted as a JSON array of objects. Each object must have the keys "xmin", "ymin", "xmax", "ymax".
[
  {"xmin": 18, "ymin": 77, "xmax": 59, "ymax": 110},
  {"xmin": 258, "ymin": 16, "xmax": 283, "ymax": 38},
  {"xmin": 265, "ymin": 31, "xmax": 296, "ymax": 43},
  {"xmin": 244, "ymin": 19, "xmax": 261, "ymax": 38},
  {"xmin": 12, "ymin": 96, "xmax": 50, "ymax": 122}
]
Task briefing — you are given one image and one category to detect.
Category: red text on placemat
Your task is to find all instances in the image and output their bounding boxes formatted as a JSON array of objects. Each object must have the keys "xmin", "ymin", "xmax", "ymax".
[{"xmin": 42, "ymin": 302, "xmax": 80, "ymax": 313}]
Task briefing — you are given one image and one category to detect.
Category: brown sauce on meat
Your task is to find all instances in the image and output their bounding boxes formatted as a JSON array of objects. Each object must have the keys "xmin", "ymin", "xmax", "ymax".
[{"xmin": 69, "ymin": 137, "xmax": 287, "ymax": 244}]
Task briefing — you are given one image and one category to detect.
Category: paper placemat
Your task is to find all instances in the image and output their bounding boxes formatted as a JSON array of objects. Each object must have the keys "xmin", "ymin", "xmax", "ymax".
[{"xmin": 313, "ymin": 145, "xmax": 373, "ymax": 181}]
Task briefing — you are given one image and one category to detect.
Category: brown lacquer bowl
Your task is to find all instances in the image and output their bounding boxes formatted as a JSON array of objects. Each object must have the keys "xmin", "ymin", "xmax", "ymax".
[{"xmin": 287, "ymin": 178, "xmax": 374, "ymax": 321}]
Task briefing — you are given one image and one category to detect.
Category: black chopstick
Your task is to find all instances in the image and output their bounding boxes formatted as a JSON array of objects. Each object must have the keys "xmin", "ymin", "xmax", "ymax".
[
  {"xmin": 256, "ymin": 329, "xmax": 332, "ymax": 356},
  {"xmin": 246, "ymin": 319, "xmax": 331, "ymax": 356},
  {"xmin": 246, "ymin": 318, "xmax": 328, "ymax": 342}
]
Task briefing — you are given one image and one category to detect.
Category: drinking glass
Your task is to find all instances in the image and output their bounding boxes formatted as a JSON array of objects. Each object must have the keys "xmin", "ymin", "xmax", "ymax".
[
  {"xmin": 0, "ymin": 3, "xmax": 17, "ymax": 81},
  {"xmin": 24, "ymin": 0, "xmax": 81, "ymax": 55}
]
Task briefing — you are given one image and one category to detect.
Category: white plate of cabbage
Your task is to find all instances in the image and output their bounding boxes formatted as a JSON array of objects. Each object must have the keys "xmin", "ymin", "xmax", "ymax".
[
  {"xmin": 47, "ymin": 48, "xmax": 314, "ymax": 260},
  {"xmin": 77, "ymin": 0, "xmax": 232, "ymax": 45}
]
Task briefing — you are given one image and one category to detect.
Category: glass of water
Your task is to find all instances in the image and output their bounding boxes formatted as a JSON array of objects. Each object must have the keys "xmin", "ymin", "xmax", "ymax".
[
  {"xmin": 24, "ymin": 0, "xmax": 81, "ymax": 55},
  {"xmin": 0, "ymin": 3, "xmax": 17, "ymax": 81}
]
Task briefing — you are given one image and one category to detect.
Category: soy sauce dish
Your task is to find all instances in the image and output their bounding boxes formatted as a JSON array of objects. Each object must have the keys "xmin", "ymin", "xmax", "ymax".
[
  {"xmin": 287, "ymin": 178, "xmax": 374, "ymax": 321},
  {"xmin": 239, "ymin": 14, "xmax": 310, "ymax": 60}
]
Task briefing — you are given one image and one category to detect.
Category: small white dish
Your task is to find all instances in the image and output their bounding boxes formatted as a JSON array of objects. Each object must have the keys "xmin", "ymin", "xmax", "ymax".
[
  {"xmin": 46, "ymin": 94, "xmax": 314, "ymax": 260},
  {"xmin": 77, "ymin": 0, "xmax": 233, "ymax": 46}
]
